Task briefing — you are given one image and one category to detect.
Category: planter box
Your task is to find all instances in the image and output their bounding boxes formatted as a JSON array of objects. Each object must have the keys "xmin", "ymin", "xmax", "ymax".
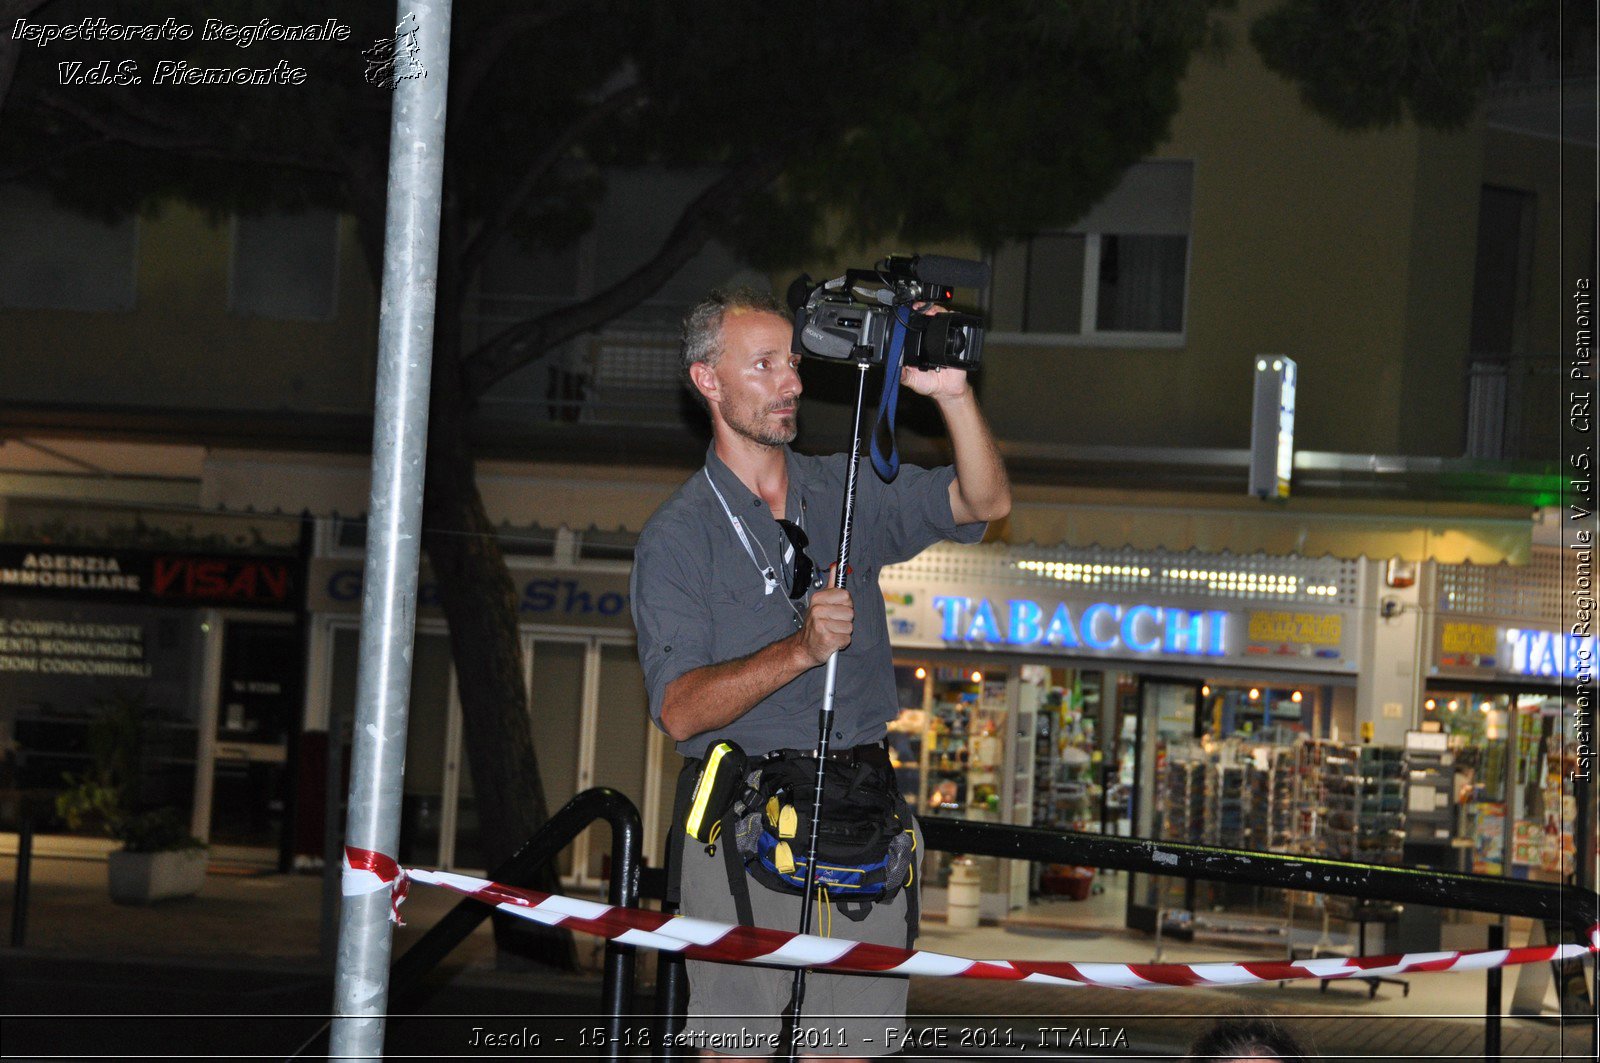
[{"xmin": 107, "ymin": 848, "xmax": 209, "ymax": 904}]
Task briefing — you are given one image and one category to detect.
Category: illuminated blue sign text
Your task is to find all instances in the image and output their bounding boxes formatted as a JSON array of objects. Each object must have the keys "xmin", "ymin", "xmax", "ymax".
[
  {"xmin": 931, "ymin": 596, "xmax": 1228, "ymax": 657},
  {"xmin": 1504, "ymin": 628, "xmax": 1593, "ymax": 679}
]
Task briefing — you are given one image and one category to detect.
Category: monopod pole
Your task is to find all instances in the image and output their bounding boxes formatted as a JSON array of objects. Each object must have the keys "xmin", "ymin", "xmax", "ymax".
[{"xmin": 783, "ymin": 360, "xmax": 872, "ymax": 1061}]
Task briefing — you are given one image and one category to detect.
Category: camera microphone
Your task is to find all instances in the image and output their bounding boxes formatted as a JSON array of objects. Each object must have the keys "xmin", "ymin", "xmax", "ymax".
[{"xmin": 912, "ymin": 254, "xmax": 990, "ymax": 291}]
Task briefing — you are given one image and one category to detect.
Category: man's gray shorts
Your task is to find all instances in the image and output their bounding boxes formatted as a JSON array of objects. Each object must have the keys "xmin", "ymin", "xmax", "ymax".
[{"xmin": 676, "ymin": 820, "xmax": 922, "ymax": 1058}]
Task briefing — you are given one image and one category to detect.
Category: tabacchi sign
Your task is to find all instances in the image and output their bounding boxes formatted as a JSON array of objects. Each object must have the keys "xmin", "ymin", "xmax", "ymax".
[
  {"xmin": 881, "ymin": 582, "xmax": 1358, "ymax": 670},
  {"xmin": 931, "ymin": 596, "xmax": 1229, "ymax": 657},
  {"xmin": 1503, "ymin": 627, "xmax": 1594, "ymax": 679}
]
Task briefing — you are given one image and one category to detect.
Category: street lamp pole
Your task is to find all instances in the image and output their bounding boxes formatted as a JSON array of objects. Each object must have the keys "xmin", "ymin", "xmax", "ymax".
[{"xmin": 330, "ymin": 3, "xmax": 453, "ymax": 1059}]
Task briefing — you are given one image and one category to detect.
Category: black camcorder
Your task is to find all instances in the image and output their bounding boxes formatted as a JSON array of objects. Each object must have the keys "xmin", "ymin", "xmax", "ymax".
[{"xmin": 787, "ymin": 254, "xmax": 989, "ymax": 371}]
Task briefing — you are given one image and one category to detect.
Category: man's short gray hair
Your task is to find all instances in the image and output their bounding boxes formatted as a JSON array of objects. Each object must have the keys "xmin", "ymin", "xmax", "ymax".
[{"xmin": 680, "ymin": 287, "xmax": 792, "ymax": 404}]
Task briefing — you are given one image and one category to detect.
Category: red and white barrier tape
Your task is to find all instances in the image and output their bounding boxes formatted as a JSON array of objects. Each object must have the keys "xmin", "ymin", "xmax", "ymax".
[
  {"xmin": 342, "ymin": 846, "xmax": 409, "ymax": 924},
  {"xmin": 373, "ymin": 861, "xmax": 1600, "ymax": 991}
]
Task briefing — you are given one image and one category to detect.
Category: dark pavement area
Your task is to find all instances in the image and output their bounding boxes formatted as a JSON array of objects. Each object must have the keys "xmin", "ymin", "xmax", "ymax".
[{"xmin": 1, "ymin": 847, "xmax": 1594, "ymax": 1061}]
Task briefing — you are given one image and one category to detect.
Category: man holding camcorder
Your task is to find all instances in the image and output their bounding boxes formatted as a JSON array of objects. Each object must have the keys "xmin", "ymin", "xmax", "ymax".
[{"xmin": 630, "ymin": 278, "xmax": 1008, "ymax": 1058}]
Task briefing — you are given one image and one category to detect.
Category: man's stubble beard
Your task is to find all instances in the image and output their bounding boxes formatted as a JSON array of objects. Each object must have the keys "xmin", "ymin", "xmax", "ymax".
[{"xmin": 723, "ymin": 400, "xmax": 799, "ymax": 448}]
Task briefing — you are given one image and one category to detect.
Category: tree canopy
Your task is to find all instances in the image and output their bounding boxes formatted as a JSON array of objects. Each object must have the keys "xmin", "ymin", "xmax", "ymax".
[
  {"xmin": 6, "ymin": 0, "xmax": 1579, "ymax": 326},
  {"xmin": 4, "ymin": 1, "xmax": 1225, "ymax": 329},
  {"xmin": 1250, "ymin": 0, "xmax": 1582, "ymax": 130}
]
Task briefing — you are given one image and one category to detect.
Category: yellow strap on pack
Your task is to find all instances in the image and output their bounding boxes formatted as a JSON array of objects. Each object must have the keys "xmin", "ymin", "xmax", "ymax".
[
  {"xmin": 766, "ymin": 796, "xmax": 781, "ymax": 827},
  {"xmin": 777, "ymin": 803, "xmax": 798, "ymax": 839},
  {"xmin": 773, "ymin": 841, "xmax": 795, "ymax": 875}
]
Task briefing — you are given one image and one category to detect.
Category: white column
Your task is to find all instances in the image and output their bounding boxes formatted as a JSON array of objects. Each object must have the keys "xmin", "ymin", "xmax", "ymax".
[
  {"xmin": 1355, "ymin": 560, "xmax": 1425, "ymax": 745},
  {"xmin": 190, "ymin": 609, "xmax": 223, "ymax": 843}
]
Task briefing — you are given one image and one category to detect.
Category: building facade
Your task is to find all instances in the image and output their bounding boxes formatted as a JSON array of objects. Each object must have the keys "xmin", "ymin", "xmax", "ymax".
[
  {"xmin": 2, "ymin": 0, "xmax": 1591, "ymax": 931},
  {"xmin": 3, "ymin": 481, "xmax": 1591, "ymax": 930}
]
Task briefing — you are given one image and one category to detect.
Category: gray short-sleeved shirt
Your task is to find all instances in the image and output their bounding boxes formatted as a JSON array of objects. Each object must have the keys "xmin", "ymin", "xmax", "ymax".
[{"xmin": 631, "ymin": 444, "xmax": 985, "ymax": 758}]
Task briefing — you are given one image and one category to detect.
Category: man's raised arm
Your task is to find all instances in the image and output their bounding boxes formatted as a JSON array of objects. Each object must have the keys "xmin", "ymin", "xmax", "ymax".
[{"xmin": 901, "ymin": 365, "xmax": 1011, "ymax": 526}]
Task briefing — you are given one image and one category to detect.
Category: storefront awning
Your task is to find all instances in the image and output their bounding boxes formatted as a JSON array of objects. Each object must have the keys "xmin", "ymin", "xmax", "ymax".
[
  {"xmin": 199, "ymin": 450, "xmax": 681, "ymax": 534},
  {"xmin": 999, "ymin": 499, "xmax": 1535, "ymax": 565},
  {"xmin": 199, "ymin": 451, "xmax": 1537, "ymax": 565}
]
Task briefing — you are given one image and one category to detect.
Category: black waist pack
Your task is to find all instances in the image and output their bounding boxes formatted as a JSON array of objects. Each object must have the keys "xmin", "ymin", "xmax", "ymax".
[{"xmin": 727, "ymin": 748, "xmax": 917, "ymax": 918}]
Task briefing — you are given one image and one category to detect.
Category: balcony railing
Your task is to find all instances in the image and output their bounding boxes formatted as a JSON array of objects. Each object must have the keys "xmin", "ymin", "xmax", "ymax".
[
  {"xmin": 467, "ymin": 293, "xmax": 687, "ymax": 428},
  {"xmin": 468, "ymin": 295, "xmax": 1564, "ymax": 472}
]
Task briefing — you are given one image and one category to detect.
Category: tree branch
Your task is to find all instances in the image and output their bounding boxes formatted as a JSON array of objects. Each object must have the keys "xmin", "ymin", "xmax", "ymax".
[
  {"xmin": 0, "ymin": 134, "xmax": 97, "ymax": 183},
  {"xmin": 37, "ymin": 91, "xmax": 343, "ymax": 176},
  {"xmin": 0, "ymin": 0, "xmax": 59, "ymax": 119},
  {"xmin": 0, "ymin": 39, "xmax": 24, "ymax": 122},
  {"xmin": 451, "ymin": 0, "xmax": 587, "ymax": 121},
  {"xmin": 331, "ymin": 136, "xmax": 390, "ymax": 291},
  {"xmin": 455, "ymin": 80, "xmax": 644, "ymax": 289},
  {"xmin": 460, "ymin": 148, "xmax": 792, "ymax": 399},
  {"xmin": 98, "ymin": 85, "xmax": 224, "ymax": 143}
]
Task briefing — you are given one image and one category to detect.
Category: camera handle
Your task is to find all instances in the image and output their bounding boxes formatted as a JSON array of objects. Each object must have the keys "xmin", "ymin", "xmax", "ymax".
[{"xmin": 783, "ymin": 357, "xmax": 872, "ymax": 1060}]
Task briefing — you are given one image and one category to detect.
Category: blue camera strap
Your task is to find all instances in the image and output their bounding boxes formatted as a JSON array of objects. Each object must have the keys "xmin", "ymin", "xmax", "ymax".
[{"xmin": 869, "ymin": 309, "xmax": 910, "ymax": 482}]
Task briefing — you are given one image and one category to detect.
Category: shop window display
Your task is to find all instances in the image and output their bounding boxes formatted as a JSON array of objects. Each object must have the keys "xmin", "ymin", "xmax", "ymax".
[
  {"xmin": 1112, "ymin": 674, "xmax": 1140, "ymax": 837},
  {"xmin": 1321, "ymin": 745, "xmax": 1406, "ymax": 863},
  {"xmin": 2, "ymin": 601, "xmax": 204, "ymax": 836},
  {"xmin": 889, "ymin": 664, "xmax": 1008, "ymax": 821},
  {"xmin": 1203, "ymin": 684, "xmax": 1316, "ymax": 744},
  {"xmin": 1024, "ymin": 668, "xmax": 1112, "ymax": 900},
  {"xmin": 889, "ymin": 662, "xmax": 1119, "ymax": 906},
  {"xmin": 887, "ymin": 664, "xmax": 927, "ymax": 805},
  {"xmin": 888, "ymin": 663, "xmax": 1011, "ymax": 895},
  {"xmin": 1143, "ymin": 683, "xmax": 1330, "ymax": 922},
  {"xmin": 1423, "ymin": 689, "xmax": 1579, "ymax": 880},
  {"xmin": 917, "ymin": 669, "xmax": 1002, "ymax": 817},
  {"xmin": 1030, "ymin": 671, "xmax": 1102, "ymax": 833},
  {"xmin": 1129, "ymin": 679, "xmax": 1201, "ymax": 924},
  {"xmin": 1138, "ymin": 680, "xmax": 1582, "ymax": 943}
]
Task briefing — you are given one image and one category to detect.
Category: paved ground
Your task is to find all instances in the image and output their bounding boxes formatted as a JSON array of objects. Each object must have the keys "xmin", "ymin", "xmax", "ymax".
[{"xmin": 1, "ymin": 840, "xmax": 1595, "ymax": 1061}]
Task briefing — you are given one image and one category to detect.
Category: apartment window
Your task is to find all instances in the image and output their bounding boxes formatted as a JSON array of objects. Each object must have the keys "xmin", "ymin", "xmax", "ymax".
[
  {"xmin": 0, "ymin": 185, "xmax": 137, "ymax": 311},
  {"xmin": 1468, "ymin": 185, "xmax": 1535, "ymax": 355},
  {"xmin": 991, "ymin": 160, "xmax": 1193, "ymax": 344},
  {"xmin": 230, "ymin": 209, "xmax": 339, "ymax": 320}
]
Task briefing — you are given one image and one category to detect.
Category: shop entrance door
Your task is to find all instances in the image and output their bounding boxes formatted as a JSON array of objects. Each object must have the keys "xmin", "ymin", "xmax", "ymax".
[
  {"xmin": 208, "ymin": 618, "xmax": 301, "ymax": 860},
  {"xmin": 1125, "ymin": 676, "xmax": 1204, "ymax": 933},
  {"xmin": 320, "ymin": 626, "xmax": 659, "ymax": 881},
  {"xmin": 453, "ymin": 634, "xmax": 657, "ymax": 884}
]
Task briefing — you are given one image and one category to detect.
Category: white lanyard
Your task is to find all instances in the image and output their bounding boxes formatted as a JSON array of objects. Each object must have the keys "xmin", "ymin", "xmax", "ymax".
[{"xmin": 704, "ymin": 469, "xmax": 801, "ymax": 615}]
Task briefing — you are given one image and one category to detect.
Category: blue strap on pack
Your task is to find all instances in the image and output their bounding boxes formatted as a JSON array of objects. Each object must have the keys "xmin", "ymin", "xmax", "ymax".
[{"xmin": 869, "ymin": 308, "xmax": 912, "ymax": 483}]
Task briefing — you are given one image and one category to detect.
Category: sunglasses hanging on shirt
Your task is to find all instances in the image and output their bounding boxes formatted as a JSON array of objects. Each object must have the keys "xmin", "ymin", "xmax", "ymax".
[
  {"xmin": 704, "ymin": 471, "xmax": 821, "ymax": 620},
  {"xmin": 775, "ymin": 519, "xmax": 817, "ymax": 601}
]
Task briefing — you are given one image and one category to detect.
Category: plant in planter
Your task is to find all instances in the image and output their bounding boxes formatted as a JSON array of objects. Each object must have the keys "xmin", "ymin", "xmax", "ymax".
[{"xmin": 56, "ymin": 692, "xmax": 208, "ymax": 904}]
